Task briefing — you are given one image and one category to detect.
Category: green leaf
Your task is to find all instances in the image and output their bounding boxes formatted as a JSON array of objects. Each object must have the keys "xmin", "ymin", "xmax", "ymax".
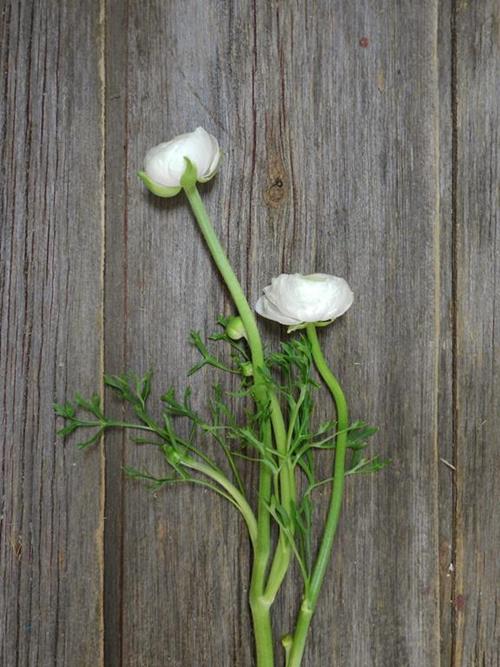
[
  {"xmin": 137, "ymin": 370, "xmax": 153, "ymax": 403},
  {"xmin": 161, "ymin": 387, "xmax": 199, "ymax": 422},
  {"xmin": 53, "ymin": 402, "xmax": 76, "ymax": 418},
  {"xmin": 76, "ymin": 429, "xmax": 103, "ymax": 450},
  {"xmin": 188, "ymin": 330, "xmax": 238, "ymax": 376},
  {"xmin": 131, "ymin": 436, "xmax": 162, "ymax": 446},
  {"xmin": 272, "ymin": 500, "xmax": 292, "ymax": 529},
  {"xmin": 90, "ymin": 393, "xmax": 104, "ymax": 419},
  {"xmin": 345, "ymin": 421, "xmax": 378, "ymax": 448},
  {"xmin": 104, "ymin": 373, "xmax": 129, "ymax": 395},
  {"xmin": 123, "ymin": 465, "xmax": 183, "ymax": 491},
  {"xmin": 56, "ymin": 423, "xmax": 78, "ymax": 437},
  {"xmin": 346, "ymin": 455, "xmax": 390, "ymax": 476},
  {"xmin": 316, "ymin": 419, "xmax": 337, "ymax": 435},
  {"xmin": 266, "ymin": 499, "xmax": 310, "ymax": 586},
  {"xmin": 72, "ymin": 393, "xmax": 103, "ymax": 419}
]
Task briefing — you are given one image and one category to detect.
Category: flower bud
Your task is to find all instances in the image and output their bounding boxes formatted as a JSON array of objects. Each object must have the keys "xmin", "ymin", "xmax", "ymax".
[
  {"xmin": 240, "ymin": 362, "xmax": 254, "ymax": 377},
  {"xmin": 164, "ymin": 445, "xmax": 184, "ymax": 465},
  {"xmin": 225, "ymin": 316, "xmax": 247, "ymax": 341},
  {"xmin": 255, "ymin": 273, "xmax": 353, "ymax": 331},
  {"xmin": 138, "ymin": 127, "xmax": 220, "ymax": 197}
]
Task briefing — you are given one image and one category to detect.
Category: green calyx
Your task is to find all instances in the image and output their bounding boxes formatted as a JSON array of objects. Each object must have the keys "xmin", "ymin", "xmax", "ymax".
[
  {"xmin": 287, "ymin": 319, "xmax": 335, "ymax": 334},
  {"xmin": 180, "ymin": 157, "xmax": 198, "ymax": 190},
  {"xmin": 138, "ymin": 154, "xmax": 214, "ymax": 199},
  {"xmin": 137, "ymin": 171, "xmax": 181, "ymax": 198},
  {"xmin": 286, "ymin": 322, "xmax": 307, "ymax": 334}
]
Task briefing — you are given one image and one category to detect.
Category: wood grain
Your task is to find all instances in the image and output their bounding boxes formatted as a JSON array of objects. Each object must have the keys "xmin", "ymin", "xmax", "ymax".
[
  {"xmin": 437, "ymin": 0, "xmax": 455, "ymax": 663},
  {"xmin": 0, "ymin": 1, "xmax": 105, "ymax": 665},
  {"xmin": 454, "ymin": 1, "xmax": 500, "ymax": 665},
  {"xmin": 292, "ymin": 3, "xmax": 442, "ymax": 665},
  {"xmin": 112, "ymin": 2, "xmax": 254, "ymax": 664},
  {"xmin": 103, "ymin": 1, "xmax": 129, "ymax": 665},
  {"xmin": 2, "ymin": 0, "xmax": 499, "ymax": 665},
  {"xmin": 110, "ymin": 1, "xmax": 443, "ymax": 665}
]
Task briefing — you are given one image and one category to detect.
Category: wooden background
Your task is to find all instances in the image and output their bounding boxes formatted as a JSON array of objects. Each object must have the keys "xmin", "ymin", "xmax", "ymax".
[{"xmin": 1, "ymin": 1, "xmax": 499, "ymax": 665}]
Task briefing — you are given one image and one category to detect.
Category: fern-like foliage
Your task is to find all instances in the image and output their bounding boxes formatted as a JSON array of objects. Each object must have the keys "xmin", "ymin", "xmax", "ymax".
[{"xmin": 55, "ymin": 319, "xmax": 389, "ymax": 585}]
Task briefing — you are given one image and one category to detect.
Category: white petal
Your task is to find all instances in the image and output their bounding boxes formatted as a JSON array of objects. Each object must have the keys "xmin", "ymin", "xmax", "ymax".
[
  {"xmin": 311, "ymin": 275, "xmax": 353, "ymax": 320},
  {"xmin": 255, "ymin": 295, "xmax": 302, "ymax": 325},
  {"xmin": 144, "ymin": 141, "xmax": 179, "ymax": 187},
  {"xmin": 201, "ymin": 141, "xmax": 221, "ymax": 181}
]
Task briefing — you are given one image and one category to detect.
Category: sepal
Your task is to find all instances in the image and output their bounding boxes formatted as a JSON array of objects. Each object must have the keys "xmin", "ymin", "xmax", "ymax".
[
  {"xmin": 180, "ymin": 157, "xmax": 198, "ymax": 189},
  {"xmin": 137, "ymin": 171, "xmax": 181, "ymax": 198},
  {"xmin": 286, "ymin": 322, "xmax": 307, "ymax": 334}
]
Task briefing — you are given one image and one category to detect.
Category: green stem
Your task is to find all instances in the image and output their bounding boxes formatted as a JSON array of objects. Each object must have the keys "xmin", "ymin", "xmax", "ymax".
[
  {"xmin": 262, "ymin": 533, "xmax": 289, "ymax": 606},
  {"xmin": 183, "ymin": 185, "xmax": 264, "ymax": 370},
  {"xmin": 183, "ymin": 183, "xmax": 277, "ymax": 666},
  {"xmin": 287, "ymin": 324, "xmax": 349, "ymax": 667},
  {"xmin": 183, "ymin": 457, "xmax": 258, "ymax": 545},
  {"xmin": 85, "ymin": 420, "xmax": 158, "ymax": 433},
  {"xmin": 262, "ymin": 388, "xmax": 302, "ymax": 604}
]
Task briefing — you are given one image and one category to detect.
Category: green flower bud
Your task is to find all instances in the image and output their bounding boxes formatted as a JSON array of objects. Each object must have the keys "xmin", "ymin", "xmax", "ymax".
[
  {"xmin": 165, "ymin": 445, "xmax": 184, "ymax": 465},
  {"xmin": 225, "ymin": 316, "xmax": 247, "ymax": 341},
  {"xmin": 240, "ymin": 362, "xmax": 253, "ymax": 377}
]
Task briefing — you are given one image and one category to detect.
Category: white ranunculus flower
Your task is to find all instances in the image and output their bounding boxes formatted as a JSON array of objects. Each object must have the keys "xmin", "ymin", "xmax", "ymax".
[
  {"xmin": 139, "ymin": 127, "xmax": 220, "ymax": 196},
  {"xmin": 255, "ymin": 273, "xmax": 353, "ymax": 329}
]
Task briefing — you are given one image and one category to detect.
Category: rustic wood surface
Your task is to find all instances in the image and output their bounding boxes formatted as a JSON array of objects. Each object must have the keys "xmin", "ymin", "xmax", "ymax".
[
  {"xmin": 454, "ymin": 2, "xmax": 500, "ymax": 665},
  {"xmin": 1, "ymin": 1, "xmax": 498, "ymax": 666},
  {"xmin": 0, "ymin": 2, "xmax": 105, "ymax": 665}
]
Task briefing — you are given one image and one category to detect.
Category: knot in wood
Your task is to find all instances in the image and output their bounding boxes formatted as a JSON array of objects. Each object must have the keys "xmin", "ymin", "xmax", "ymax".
[{"xmin": 263, "ymin": 156, "xmax": 288, "ymax": 208}]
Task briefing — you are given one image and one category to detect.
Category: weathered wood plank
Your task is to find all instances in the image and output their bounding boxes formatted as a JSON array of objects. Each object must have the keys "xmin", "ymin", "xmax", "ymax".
[
  {"xmin": 280, "ymin": 3, "xmax": 442, "ymax": 665},
  {"xmin": 239, "ymin": 3, "xmax": 442, "ymax": 662},
  {"xmin": 108, "ymin": 2, "xmax": 254, "ymax": 665},
  {"xmin": 0, "ymin": 1, "xmax": 105, "ymax": 665},
  {"xmin": 103, "ymin": 1, "xmax": 129, "ymax": 665},
  {"xmin": 454, "ymin": 2, "xmax": 500, "ymax": 665},
  {"xmin": 437, "ymin": 0, "xmax": 455, "ymax": 662},
  {"xmin": 7, "ymin": 1, "xmax": 500, "ymax": 665},
  {"xmin": 108, "ymin": 1, "xmax": 443, "ymax": 665}
]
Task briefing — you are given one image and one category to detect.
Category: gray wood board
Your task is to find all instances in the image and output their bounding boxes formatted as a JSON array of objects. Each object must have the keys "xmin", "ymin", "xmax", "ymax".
[
  {"xmin": 437, "ymin": 0, "xmax": 455, "ymax": 664},
  {"xmin": 0, "ymin": 1, "xmax": 105, "ymax": 666},
  {"xmin": 454, "ymin": 1, "xmax": 500, "ymax": 665},
  {"xmin": 1, "ymin": 0, "xmax": 499, "ymax": 665}
]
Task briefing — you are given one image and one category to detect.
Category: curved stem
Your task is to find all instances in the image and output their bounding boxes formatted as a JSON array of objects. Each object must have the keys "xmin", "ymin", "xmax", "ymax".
[
  {"xmin": 262, "ymin": 388, "xmax": 302, "ymax": 604},
  {"xmin": 287, "ymin": 324, "xmax": 349, "ymax": 667},
  {"xmin": 183, "ymin": 184, "xmax": 281, "ymax": 666},
  {"xmin": 262, "ymin": 533, "xmax": 289, "ymax": 606},
  {"xmin": 183, "ymin": 457, "xmax": 258, "ymax": 546},
  {"xmin": 182, "ymin": 186, "xmax": 289, "ymax": 454},
  {"xmin": 183, "ymin": 185, "xmax": 264, "ymax": 367}
]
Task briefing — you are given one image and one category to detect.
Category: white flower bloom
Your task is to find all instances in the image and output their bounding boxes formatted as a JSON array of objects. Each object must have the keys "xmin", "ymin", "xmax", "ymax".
[
  {"xmin": 143, "ymin": 127, "xmax": 220, "ymax": 188},
  {"xmin": 255, "ymin": 273, "xmax": 353, "ymax": 329}
]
